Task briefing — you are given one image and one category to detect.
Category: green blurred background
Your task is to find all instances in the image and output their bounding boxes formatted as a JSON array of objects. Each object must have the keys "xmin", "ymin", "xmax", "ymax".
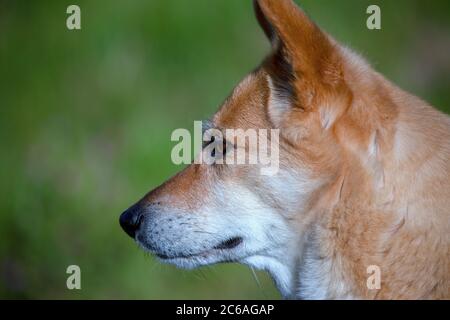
[{"xmin": 0, "ymin": 0, "xmax": 448, "ymax": 299}]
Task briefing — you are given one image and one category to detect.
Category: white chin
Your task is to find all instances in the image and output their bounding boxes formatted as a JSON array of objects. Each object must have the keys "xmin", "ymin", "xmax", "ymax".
[{"xmin": 157, "ymin": 254, "xmax": 223, "ymax": 269}]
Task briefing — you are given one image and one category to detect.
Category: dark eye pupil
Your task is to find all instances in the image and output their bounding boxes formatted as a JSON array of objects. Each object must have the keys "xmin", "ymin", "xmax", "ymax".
[
  {"xmin": 203, "ymin": 136, "xmax": 228, "ymax": 161},
  {"xmin": 211, "ymin": 142, "xmax": 216, "ymax": 158},
  {"xmin": 210, "ymin": 138, "xmax": 227, "ymax": 158},
  {"xmin": 210, "ymin": 136, "xmax": 216, "ymax": 157}
]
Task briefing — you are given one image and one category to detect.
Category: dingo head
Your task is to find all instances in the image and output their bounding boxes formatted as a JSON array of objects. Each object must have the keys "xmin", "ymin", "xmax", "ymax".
[{"xmin": 120, "ymin": 0, "xmax": 393, "ymax": 297}]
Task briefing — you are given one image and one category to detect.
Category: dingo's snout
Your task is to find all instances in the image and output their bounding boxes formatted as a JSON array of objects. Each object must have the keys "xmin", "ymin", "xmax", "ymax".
[{"xmin": 119, "ymin": 203, "xmax": 144, "ymax": 238}]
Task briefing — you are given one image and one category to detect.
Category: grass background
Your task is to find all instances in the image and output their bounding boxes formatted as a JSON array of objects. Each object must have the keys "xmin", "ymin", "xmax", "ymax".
[{"xmin": 0, "ymin": 0, "xmax": 448, "ymax": 299}]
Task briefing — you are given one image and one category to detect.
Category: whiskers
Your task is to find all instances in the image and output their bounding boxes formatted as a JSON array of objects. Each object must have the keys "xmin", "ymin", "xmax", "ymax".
[{"xmin": 250, "ymin": 266, "xmax": 269, "ymax": 299}]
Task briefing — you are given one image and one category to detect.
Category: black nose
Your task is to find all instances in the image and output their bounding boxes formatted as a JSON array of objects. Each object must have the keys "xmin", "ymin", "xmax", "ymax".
[{"xmin": 119, "ymin": 203, "xmax": 143, "ymax": 238}]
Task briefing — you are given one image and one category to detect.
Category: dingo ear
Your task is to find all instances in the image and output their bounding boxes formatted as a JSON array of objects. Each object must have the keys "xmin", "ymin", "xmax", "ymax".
[{"xmin": 254, "ymin": 0, "xmax": 347, "ymax": 115}]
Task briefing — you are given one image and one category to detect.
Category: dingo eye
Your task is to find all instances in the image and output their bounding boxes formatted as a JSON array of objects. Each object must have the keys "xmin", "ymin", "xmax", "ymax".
[{"xmin": 203, "ymin": 136, "xmax": 229, "ymax": 163}]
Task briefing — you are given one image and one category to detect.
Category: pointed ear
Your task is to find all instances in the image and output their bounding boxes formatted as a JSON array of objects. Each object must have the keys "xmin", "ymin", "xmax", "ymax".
[
  {"xmin": 253, "ymin": 0, "xmax": 278, "ymax": 45},
  {"xmin": 254, "ymin": 0, "xmax": 347, "ymax": 113}
]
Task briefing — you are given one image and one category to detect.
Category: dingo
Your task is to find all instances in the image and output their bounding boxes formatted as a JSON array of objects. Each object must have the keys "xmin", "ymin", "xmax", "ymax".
[{"xmin": 120, "ymin": 0, "xmax": 449, "ymax": 299}]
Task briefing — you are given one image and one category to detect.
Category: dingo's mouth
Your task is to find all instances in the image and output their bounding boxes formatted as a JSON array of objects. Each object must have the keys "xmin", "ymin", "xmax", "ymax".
[
  {"xmin": 152, "ymin": 236, "xmax": 244, "ymax": 261},
  {"xmin": 213, "ymin": 236, "xmax": 243, "ymax": 250}
]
